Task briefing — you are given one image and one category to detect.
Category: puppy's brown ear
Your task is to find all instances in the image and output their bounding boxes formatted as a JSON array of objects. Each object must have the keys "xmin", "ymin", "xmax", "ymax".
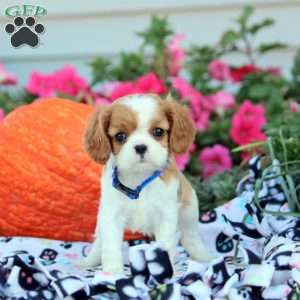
[
  {"xmin": 164, "ymin": 100, "xmax": 196, "ymax": 154},
  {"xmin": 84, "ymin": 106, "xmax": 112, "ymax": 164}
]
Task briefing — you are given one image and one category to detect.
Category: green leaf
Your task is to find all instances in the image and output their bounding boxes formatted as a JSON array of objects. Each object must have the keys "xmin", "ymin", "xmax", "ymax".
[
  {"xmin": 194, "ymin": 112, "xmax": 237, "ymax": 157},
  {"xmin": 111, "ymin": 52, "xmax": 149, "ymax": 81},
  {"xmin": 186, "ymin": 167, "xmax": 247, "ymax": 213},
  {"xmin": 137, "ymin": 16, "xmax": 173, "ymax": 51},
  {"xmin": 232, "ymin": 141, "xmax": 267, "ymax": 153},
  {"xmin": 249, "ymin": 84, "xmax": 269, "ymax": 98},
  {"xmin": 258, "ymin": 42, "xmax": 287, "ymax": 53},
  {"xmin": 237, "ymin": 5, "xmax": 254, "ymax": 26},
  {"xmin": 220, "ymin": 30, "xmax": 239, "ymax": 48},
  {"xmin": 249, "ymin": 18, "xmax": 274, "ymax": 35},
  {"xmin": 267, "ymin": 89, "xmax": 285, "ymax": 116},
  {"xmin": 0, "ymin": 89, "xmax": 35, "ymax": 114},
  {"xmin": 292, "ymin": 49, "xmax": 300, "ymax": 84},
  {"xmin": 186, "ymin": 45, "xmax": 218, "ymax": 91},
  {"xmin": 89, "ymin": 57, "xmax": 112, "ymax": 86},
  {"xmin": 286, "ymin": 50, "xmax": 300, "ymax": 98}
]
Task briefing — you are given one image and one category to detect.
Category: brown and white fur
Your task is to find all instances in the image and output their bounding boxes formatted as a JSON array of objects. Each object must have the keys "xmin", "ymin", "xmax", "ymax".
[{"xmin": 80, "ymin": 94, "xmax": 212, "ymax": 274}]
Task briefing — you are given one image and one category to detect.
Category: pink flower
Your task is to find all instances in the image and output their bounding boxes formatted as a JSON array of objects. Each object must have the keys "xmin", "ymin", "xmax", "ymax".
[
  {"xmin": 230, "ymin": 65, "xmax": 261, "ymax": 82},
  {"xmin": 230, "ymin": 65, "xmax": 281, "ymax": 82},
  {"xmin": 0, "ymin": 109, "xmax": 4, "ymax": 121},
  {"xmin": 172, "ymin": 76, "xmax": 211, "ymax": 131},
  {"xmin": 26, "ymin": 65, "xmax": 88, "ymax": 97},
  {"xmin": 26, "ymin": 72, "xmax": 55, "ymax": 97},
  {"xmin": 172, "ymin": 76, "xmax": 212, "ymax": 109},
  {"xmin": 189, "ymin": 143, "xmax": 196, "ymax": 152},
  {"xmin": 290, "ymin": 100, "xmax": 300, "ymax": 113},
  {"xmin": 100, "ymin": 82, "xmax": 120, "ymax": 98},
  {"xmin": 135, "ymin": 72, "xmax": 167, "ymax": 94},
  {"xmin": 110, "ymin": 82, "xmax": 136, "ymax": 100},
  {"xmin": 230, "ymin": 100, "xmax": 267, "ymax": 146},
  {"xmin": 109, "ymin": 73, "xmax": 166, "ymax": 101},
  {"xmin": 199, "ymin": 144, "xmax": 232, "ymax": 179},
  {"xmin": 241, "ymin": 151, "xmax": 251, "ymax": 161},
  {"xmin": 94, "ymin": 97, "xmax": 111, "ymax": 106},
  {"xmin": 175, "ymin": 143, "xmax": 195, "ymax": 171},
  {"xmin": 209, "ymin": 91, "xmax": 235, "ymax": 115},
  {"xmin": 175, "ymin": 153, "xmax": 190, "ymax": 171},
  {"xmin": 209, "ymin": 60, "xmax": 231, "ymax": 81},
  {"xmin": 190, "ymin": 94, "xmax": 210, "ymax": 131},
  {"xmin": 167, "ymin": 34, "xmax": 185, "ymax": 76},
  {"xmin": 172, "ymin": 76, "xmax": 195, "ymax": 99},
  {"xmin": 0, "ymin": 63, "xmax": 17, "ymax": 85},
  {"xmin": 54, "ymin": 65, "xmax": 88, "ymax": 96}
]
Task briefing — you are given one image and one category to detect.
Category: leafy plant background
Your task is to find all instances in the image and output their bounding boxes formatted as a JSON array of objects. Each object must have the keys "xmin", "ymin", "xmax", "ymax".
[{"xmin": 1, "ymin": 6, "xmax": 300, "ymax": 212}]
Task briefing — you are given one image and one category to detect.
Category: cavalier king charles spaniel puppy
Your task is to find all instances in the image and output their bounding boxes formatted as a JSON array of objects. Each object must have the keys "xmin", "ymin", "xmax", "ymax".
[{"xmin": 80, "ymin": 94, "xmax": 212, "ymax": 274}]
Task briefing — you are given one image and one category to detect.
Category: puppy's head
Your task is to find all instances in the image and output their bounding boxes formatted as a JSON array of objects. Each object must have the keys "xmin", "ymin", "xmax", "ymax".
[{"xmin": 84, "ymin": 94, "xmax": 196, "ymax": 173}]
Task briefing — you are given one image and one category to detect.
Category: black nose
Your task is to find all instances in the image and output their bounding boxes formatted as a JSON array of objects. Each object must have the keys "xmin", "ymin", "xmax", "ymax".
[{"xmin": 134, "ymin": 144, "xmax": 147, "ymax": 155}]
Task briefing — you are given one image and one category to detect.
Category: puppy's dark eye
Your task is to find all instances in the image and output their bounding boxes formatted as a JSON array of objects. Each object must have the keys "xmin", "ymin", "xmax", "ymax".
[
  {"xmin": 152, "ymin": 127, "xmax": 165, "ymax": 138},
  {"xmin": 115, "ymin": 132, "xmax": 127, "ymax": 144}
]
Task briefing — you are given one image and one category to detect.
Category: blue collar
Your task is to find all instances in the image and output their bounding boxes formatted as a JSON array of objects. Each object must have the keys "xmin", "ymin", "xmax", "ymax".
[{"xmin": 112, "ymin": 165, "xmax": 167, "ymax": 200}]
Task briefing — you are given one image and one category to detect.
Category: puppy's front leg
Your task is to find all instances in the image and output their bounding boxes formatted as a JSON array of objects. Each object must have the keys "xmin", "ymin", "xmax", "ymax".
[
  {"xmin": 154, "ymin": 211, "xmax": 178, "ymax": 267},
  {"xmin": 179, "ymin": 191, "xmax": 213, "ymax": 262},
  {"xmin": 100, "ymin": 208, "xmax": 125, "ymax": 275},
  {"xmin": 78, "ymin": 220, "xmax": 102, "ymax": 268}
]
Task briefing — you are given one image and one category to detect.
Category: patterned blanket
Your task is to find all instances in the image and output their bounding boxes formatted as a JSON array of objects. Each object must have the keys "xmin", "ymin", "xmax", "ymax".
[{"xmin": 1, "ymin": 156, "xmax": 300, "ymax": 300}]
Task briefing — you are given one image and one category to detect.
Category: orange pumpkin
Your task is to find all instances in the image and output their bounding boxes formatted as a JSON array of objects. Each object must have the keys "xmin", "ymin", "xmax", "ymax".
[{"xmin": 0, "ymin": 98, "xmax": 143, "ymax": 242}]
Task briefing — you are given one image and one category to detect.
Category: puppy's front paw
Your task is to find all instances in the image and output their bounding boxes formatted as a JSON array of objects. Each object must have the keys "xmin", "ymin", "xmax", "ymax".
[
  {"xmin": 186, "ymin": 243, "xmax": 215, "ymax": 262},
  {"xmin": 102, "ymin": 263, "xmax": 124, "ymax": 275},
  {"xmin": 198, "ymin": 251, "xmax": 215, "ymax": 262},
  {"xmin": 75, "ymin": 256, "xmax": 101, "ymax": 269},
  {"xmin": 192, "ymin": 249, "xmax": 215, "ymax": 262}
]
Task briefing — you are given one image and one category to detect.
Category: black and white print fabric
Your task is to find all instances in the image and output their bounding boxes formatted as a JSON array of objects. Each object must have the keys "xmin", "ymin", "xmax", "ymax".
[{"xmin": 2, "ymin": 156, "xmax": 300, "ymax": 299}]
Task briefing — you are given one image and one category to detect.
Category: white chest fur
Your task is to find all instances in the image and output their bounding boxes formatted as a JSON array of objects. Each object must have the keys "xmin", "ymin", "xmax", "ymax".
[{"xmin": 100, "ymin": 161, "xmax": 180, "ymax": 236}]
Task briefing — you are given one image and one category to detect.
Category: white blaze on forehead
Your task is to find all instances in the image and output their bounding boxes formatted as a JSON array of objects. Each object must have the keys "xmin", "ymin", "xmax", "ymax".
[{"xmin": 118, "ymin": 95, "xmax": 158, "ymax": 129}]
